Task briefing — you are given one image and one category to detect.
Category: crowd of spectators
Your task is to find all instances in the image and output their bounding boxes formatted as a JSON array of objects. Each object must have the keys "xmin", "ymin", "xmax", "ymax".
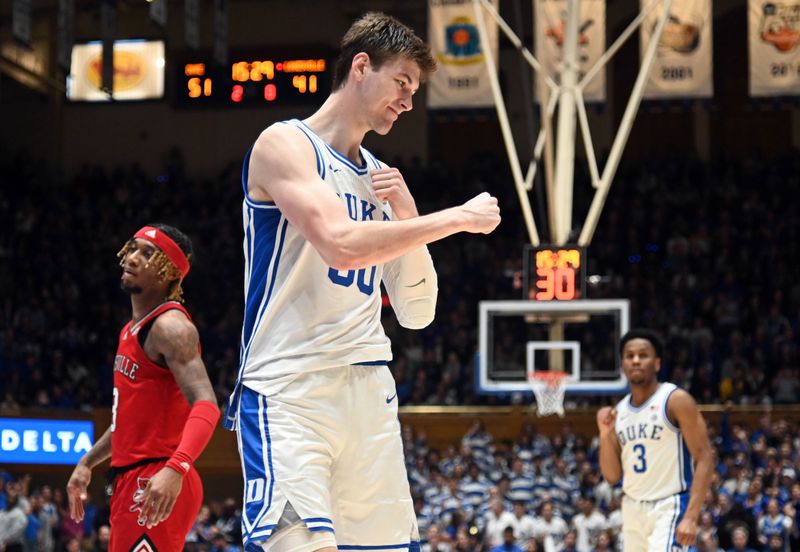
[
  {"xmin": 3, "ymin": 408, "xmax": 800, "ymax": 552},
  {"xmin": 401, "ymin": 407, "xmax": 800, "ymax": 552},
  {"xmin": 0, "ymin": 469, "xmax": 242, "ymax": 552},
  {"xmin": 1, "ymin": 145, "xmax": 798, "ymax": 409},
  {"xmin": 586, "ymin": 152, "xmax": 800, "ymax": 408},
  {"xmin": 1, "ymin": 142, "xmax": 799, "ymax": 550}
]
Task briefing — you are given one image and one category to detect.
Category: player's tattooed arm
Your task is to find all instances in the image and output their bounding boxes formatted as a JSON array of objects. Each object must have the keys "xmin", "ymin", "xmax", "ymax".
[
  {"xmin": 147, "ymin": 310, "xmax": 217, "ymax": 405},
  {"xmin": 136, "ymin": 310, "xmax": 219, "ymax": 529}
]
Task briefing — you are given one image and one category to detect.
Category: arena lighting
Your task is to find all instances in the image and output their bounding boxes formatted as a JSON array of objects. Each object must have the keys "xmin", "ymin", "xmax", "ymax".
[{"xmin": 0, "ymin": 418, "xmax": 94, "ymax": 465}]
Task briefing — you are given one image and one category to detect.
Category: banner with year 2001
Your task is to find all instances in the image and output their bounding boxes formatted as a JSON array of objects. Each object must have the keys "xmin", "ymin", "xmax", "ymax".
[
  {"xmin": 749, "ymin": 0, "xmax": 800, "ymax": 96},
  {"xmin": 534, "ymin": 0, "xmax": 607, "ymax": 103},
  {"xmin": 640, "ymin": 0, "xmax": 713, "ymax": 99},
  {"xmin": 427, "ymin": 0, "xmax": 499, "ymax": 108}
]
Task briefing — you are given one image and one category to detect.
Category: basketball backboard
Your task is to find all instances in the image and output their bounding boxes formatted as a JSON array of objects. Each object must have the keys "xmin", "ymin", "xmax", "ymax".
[{"xmin": 477, "ymin": 299, "xmax": 629, "ymax": 396}]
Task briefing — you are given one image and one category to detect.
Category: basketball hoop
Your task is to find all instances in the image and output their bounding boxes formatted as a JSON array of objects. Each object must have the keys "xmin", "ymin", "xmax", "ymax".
[{"xmin": 528, "ymin": 372, "xmax": 569, "ymax": 417}]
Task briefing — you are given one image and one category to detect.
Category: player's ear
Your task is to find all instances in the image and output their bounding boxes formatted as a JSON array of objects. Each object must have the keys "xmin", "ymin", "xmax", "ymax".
[{"xmin": 352, "ymin": 52, "xmax": 370, "ymax": 81}]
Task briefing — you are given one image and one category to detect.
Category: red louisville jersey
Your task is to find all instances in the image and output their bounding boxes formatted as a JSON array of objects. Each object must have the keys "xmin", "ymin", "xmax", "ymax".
[{"xmin": 111, "ymin": 301, "xmax": 196, "ymax": 468}]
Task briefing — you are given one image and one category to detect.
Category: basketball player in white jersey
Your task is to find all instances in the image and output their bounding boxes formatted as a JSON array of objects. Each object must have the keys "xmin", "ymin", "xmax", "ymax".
[
  {"xmin": 224, "ymin": 12, "xmax": 501, "ymax": 552},
  {"xmin": 596, "ymin": 329, "xmax": 714, "ymax": 551}
]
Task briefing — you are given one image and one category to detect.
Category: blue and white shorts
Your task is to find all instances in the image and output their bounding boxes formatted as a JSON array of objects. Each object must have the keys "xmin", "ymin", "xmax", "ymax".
[
  {"xmin": 235, "ymin": 364, "xmax": 420, "ymax": 550},
  {"xmin": 622, "ymin": 492, "xmax": 692, "ymax": 552}
]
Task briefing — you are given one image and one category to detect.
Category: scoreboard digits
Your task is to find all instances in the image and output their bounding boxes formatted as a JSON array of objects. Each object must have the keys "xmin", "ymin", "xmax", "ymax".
[
  {"xmin": 524, "ymin": 245, "xmax": 586, "ymax": 301},
  {"xmin": 178, "ymin": 51, "xmax": 331, "ymax": 107}
]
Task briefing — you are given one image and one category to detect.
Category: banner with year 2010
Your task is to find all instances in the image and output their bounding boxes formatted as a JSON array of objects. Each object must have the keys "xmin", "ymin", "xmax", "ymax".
[
  {"xmin": 534, "ymin": 0, "xmax": 607, "ymax": 103},
  {"xmin": 427, "ymin": 0, "xmax": 499, "ymax": 109},
  {"xmin": 748, "ymin": 0, "xmax": 800, "ymax": 96},
  {"xmin": 640, "ymin": 0, "xmax": 713, "ymax": 99}
]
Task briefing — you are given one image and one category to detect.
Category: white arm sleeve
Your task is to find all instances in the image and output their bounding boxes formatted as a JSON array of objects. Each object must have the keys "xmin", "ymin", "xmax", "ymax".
[{"xmin": 382, "ymin": 245, "xmax": 438, "ymax": 329}]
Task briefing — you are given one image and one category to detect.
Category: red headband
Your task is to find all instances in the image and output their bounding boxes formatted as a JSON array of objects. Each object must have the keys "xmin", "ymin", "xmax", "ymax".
[{"xmin": 133, "ymin": 226, "xmax": 191, "ymax": 278}]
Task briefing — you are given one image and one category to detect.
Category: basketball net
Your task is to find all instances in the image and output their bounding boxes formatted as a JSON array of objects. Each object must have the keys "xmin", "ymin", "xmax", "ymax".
[{"xmin": 528, "ymin": 372, "xmax": 568, "ymax": 417}]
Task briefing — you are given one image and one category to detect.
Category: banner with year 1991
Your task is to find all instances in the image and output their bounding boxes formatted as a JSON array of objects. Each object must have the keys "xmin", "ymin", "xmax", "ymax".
[{"xmin": 427, "ymin": 0, "xmax": 499, "ymax": 109}]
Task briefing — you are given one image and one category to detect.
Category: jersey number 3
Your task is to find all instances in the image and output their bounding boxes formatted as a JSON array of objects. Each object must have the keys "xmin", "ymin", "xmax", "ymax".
[
  {"xmin": 633, "ymin": 443, "xmax": 647, "ymax": 473},
  {"xmin": 110, "ymin": 387, "xmax": 119, "ymax": 432}
]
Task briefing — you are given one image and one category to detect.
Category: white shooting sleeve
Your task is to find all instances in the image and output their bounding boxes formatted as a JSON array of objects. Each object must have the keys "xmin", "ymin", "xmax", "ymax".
[{"xmin": 382, "ymin": 245, "xmax": 438, "ymax": 329}]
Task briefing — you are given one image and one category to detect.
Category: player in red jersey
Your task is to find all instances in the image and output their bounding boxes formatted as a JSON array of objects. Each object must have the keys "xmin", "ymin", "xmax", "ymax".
[{"xmin": 67, "ymin": 223, "xmax": 220, "ymax": 552}]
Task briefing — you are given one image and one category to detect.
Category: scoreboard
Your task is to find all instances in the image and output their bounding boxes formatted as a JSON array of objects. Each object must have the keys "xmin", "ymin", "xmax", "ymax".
[
  {"xmin": 177, "ymin": 50, "xmax": 333, "ymax": 107},
  {"xmin": 523, "ymin": 245, "xmax": 586, "ymax": 301}
]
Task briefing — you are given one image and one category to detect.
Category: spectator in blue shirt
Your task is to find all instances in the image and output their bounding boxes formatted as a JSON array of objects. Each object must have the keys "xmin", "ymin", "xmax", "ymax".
[
  {"xmin": 491, "ymin": 526, "xmax": 523, "ymax": 552},
  {"xmin": 23, "ymin": 493, "xmax": 41, "ymax": 552}
]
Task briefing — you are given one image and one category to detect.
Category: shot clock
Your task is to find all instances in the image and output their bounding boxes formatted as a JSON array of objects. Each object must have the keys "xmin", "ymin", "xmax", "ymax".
[
  {"xmin": 523, "ymin": 245, "xmax": 586, "ymax": 301},
  {"xmin": 178, "ymin": 50, "xmax": 332, "ymax": 107}
]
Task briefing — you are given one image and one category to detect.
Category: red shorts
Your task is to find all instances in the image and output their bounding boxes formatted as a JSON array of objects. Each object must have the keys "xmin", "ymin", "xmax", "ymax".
[{"xmin": 109, "ymin": 460, "xmax": 203, "ymax": 552}]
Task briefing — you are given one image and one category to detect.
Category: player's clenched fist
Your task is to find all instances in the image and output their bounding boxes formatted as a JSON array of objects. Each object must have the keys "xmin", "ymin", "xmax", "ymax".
[
  {"xmin": 460, "ymin": 192, "xmax": 501, "ymax": 234},
  {"xmin": 596, "ymin": 406, "xmax": 617, "ymax": 436}
]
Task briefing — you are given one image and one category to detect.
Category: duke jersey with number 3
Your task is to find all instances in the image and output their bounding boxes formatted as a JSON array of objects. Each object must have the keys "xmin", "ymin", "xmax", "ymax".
[
  {"xmin": 614, "ymin": 382, "xmax": 693, "ymax": 501},
  {"xmin": 232, "ymin": 119, "xmax": 393, "ymax": 401},
  {"xmin": 111, "ymin": 302, "xmax": 193, "ymax": 467}
]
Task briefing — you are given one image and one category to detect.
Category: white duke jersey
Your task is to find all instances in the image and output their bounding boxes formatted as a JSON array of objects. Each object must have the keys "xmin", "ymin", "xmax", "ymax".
[
  {"xmin": 614, "ymin": 382, "xmax": 693, "ymax": 501},
  {"xmin": 231, "ymin": 119, "xmax": 393, "ymax": 406}
]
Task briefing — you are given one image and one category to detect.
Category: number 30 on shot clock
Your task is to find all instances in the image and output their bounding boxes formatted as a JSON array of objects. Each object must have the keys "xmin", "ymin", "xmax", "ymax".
[{"xmin": 524, "ymin": 245, "xmax": 585, "ymax": 301}]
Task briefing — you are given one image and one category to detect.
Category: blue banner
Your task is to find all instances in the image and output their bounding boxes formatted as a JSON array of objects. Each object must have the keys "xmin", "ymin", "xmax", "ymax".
[{"xmin": 0, "ymin": 418, "xmax": 94, "ymax": 465}]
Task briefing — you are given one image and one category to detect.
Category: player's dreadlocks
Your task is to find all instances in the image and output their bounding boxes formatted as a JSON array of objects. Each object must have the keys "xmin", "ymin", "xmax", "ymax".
[{"xmin": 117, "ymin": 223, "xmax": 194, "ymax": 302}]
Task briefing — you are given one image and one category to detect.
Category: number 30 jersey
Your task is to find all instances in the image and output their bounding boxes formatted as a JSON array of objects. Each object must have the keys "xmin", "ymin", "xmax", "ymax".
[
  {"xmin": 233, "ymin": 119, "xmax": 394, "ymax": 400},
  {"xmin": 614, "ymin": 382, "xmax": 693, "ymax": 501}
]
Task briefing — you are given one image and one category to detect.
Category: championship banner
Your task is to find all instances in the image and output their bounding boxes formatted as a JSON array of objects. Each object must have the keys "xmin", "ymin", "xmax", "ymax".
[
  {"xmin": 534, "ymin": 0, "xmax": 606, "ymax": 103},
  {"xmin": 427, "ymin": 0, "xmax": 499, "ymax": 109},
  {"xmin": 749, "ymin": 0, "xmax": 800, "ymax": 96},
  {"xmin": 640, "ymin": 0, "xmax": 713, "ymax": 99}
]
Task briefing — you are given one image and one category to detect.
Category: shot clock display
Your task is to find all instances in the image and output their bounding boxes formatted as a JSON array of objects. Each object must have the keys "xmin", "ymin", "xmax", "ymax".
[
  {"xmin": 523, "ymin": 245, "xmax": 586, "ymax": 301},
  {"xmin": 178, "ymin": 51, "xmax": 332, "ymax": 107}
]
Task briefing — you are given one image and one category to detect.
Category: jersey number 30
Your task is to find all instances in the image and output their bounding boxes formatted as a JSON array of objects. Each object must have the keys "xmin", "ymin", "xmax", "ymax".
[
  {"xmin": 632, "ymin": 443, "xmax": 647, "ymax": 473},
  {"xmin": 328, "ymin": 266, "xmax": 377, "ymax": 295}
]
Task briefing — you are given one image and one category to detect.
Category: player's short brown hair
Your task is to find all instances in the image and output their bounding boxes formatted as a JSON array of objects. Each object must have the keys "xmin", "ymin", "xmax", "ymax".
[{"xmin": 332, "ymin": 12, "xmax": 436, "ymax": 90}]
